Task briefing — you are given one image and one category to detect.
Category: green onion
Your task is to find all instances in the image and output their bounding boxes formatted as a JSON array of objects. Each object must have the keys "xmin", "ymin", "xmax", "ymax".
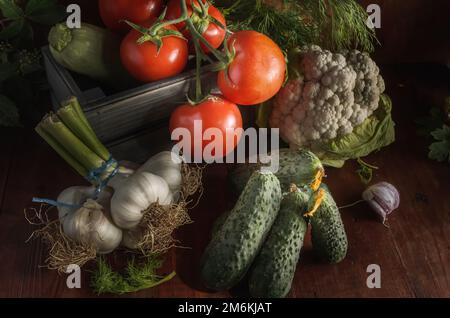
[
  {"xmin": 39, "ymin": 114, "xmax": 104, "ymax": 171},
  {"xmin": 35, "ymin": 124, "xmax": 88, "ymax": 177},
  {"xmin": 57, "ymin": 102, "xmax": 110, "ymax": 161},
  {"xmin": 35, "ymin": 97, "xmax": 116, "ymax": 185}
]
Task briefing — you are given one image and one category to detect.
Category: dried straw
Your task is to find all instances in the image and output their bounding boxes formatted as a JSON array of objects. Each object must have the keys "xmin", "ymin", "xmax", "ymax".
[{"xmin": 25, "ymin": 205, "xmax": 96, "ymax": 273}]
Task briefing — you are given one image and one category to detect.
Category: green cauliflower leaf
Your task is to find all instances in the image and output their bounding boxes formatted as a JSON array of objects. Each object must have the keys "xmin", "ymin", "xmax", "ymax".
[
  {"xmin": 429, "ymin": 125, "xmax": 450, "ymax": 164},
  {"xmin": 315, "ymin": 94, "xmax": 396, "ymax": 168}
]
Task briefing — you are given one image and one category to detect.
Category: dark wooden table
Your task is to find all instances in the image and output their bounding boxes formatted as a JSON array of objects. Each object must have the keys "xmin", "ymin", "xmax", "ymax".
[{"xmin": 0, "ymin": 65, "xmax": 449, "ymax": 298}]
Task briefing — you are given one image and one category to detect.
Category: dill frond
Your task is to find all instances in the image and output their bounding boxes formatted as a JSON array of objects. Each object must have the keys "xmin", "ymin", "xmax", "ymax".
[
  {"xmin": 219, "ymin": 0, "xmax": 377, "ymax": 52},
  {"xmin": 91, "ymin": 256, "xmax": 176, "ymax": 295}
]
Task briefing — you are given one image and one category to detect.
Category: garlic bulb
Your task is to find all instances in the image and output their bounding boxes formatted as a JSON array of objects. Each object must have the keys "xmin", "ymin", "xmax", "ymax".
[
  {"xmin": 57, "ymin": 186, "xmax": 123, "ymax": 254},
  {"xmin": 107, "ymin": 164, "xmax": 136, "ymax": 190},
  {"xmin": 121, "ymin": 227, "xmax": 144, "ymax": 250},
  {"xmin": 138, "ymin": 151, "xmax": 183, "ymax": 196},
  {"xmin": 57, "ymin": 186, "xmax": 96, "ymax": 220},
  {"xmin": 362, "ymin": 182, "xmax": 400, "ymax": 223},
  {"xmin": 110, "ymin": 172, "xmax": 173, "ymax": 229},
  {"xmin": 108, "ymin": 151, "xmax": 182, "ymax": 230}
]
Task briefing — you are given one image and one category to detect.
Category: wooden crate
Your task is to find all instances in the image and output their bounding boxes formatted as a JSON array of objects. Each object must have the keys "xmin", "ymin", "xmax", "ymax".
[{"xmin": 42, "ymin": 46, "xmax": 218, "ymax": 144}]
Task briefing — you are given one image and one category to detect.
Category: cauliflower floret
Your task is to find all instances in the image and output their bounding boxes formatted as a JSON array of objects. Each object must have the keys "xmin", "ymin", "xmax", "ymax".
[{"xmin": 270, "ymin": 45, "xmax": 385, "ymax": 147}]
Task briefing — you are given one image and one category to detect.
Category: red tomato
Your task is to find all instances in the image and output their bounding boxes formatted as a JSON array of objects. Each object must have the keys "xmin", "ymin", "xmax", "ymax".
[
  {"xmin": 120, "ymin": 22, "xmax": 189, "ymax": 82},
  {"xmin": 166, "ymin": 0, "xmax": 226, "ymax": 52},
  {"xmin": 169, "ymin": 96, "xmax": 243, "ymax": 160},
  {"xmin": 218, "ymin": 31, "xmax": 286, "ymax": 106},
  {"xmin": 99, "ymin": 0, "xmax": 164, "ymax": 32}
]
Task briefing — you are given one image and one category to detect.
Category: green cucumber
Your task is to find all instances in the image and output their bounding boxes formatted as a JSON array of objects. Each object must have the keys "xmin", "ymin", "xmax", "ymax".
[
  {"xmin": 48, "ymin": 23, "xmax": 133, "ymax": 89},
  {"xmin": 200, "ymin": 171, "xmax": 282, "ymax": 291},
  {"xmin": 210, "ymin": 211, "xmax": 230, "ymax": 239},
  {"xmin": 249, "ymin": 188, "xmax": 309, "ymax": 298},
  {"xmin": 230, "ymin": 148, "xmax": 324, "ymax": 192},
  {"xmin": 309, "ymin": 185, "xmax": 348, "ymax": 263}
]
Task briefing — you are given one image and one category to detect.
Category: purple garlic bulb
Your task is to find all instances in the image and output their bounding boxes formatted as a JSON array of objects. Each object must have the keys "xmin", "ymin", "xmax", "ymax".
[{"xmin": 362, "ymin": 182, "xmax": 400, "ymax": 223}]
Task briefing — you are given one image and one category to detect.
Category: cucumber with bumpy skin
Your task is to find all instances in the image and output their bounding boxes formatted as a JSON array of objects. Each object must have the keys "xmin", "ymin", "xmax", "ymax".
[
  {"xmin": 230, "ymin": 148, "xmax": 324, "ymax": 193},
  {"xmin": 309, "ymin": 185, "xmax": 348, "ymax": 263},
  {"xmin": 210, "ymin": 211, "xmax": 230, "ymax": 239},
  {"xmin": 249, "ymin": 187, "xmax": 309, "ymax": 298},
  {"xmin": 201, "ymin": 171, "xmax": 282, "ymax": 291}
]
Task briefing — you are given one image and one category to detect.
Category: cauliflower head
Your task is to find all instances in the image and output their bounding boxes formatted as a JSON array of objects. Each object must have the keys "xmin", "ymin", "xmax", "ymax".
[{"xmin": 270, "ymin": 45, "xmax": 385, "ymax": 147}]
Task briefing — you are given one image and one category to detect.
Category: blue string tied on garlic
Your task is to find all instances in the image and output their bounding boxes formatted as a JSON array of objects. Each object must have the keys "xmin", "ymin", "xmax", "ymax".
[
  {"xmin": 362, "ymin": 182, "xmax": 400, "ymax": 224},
  {"xmin": 340, "ymin": 182, "xmax": 400, "ymax": 226}
]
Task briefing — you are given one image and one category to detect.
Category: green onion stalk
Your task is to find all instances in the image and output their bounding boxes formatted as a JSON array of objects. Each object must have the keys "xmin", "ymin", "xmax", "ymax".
[{"xmin": 35, "ymin": 97, "xmax": 121, "ymax": 187}]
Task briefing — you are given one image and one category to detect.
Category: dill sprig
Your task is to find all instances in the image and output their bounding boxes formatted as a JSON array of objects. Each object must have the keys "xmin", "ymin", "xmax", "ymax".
[
  {"xmin": 224, "ymin": 0, "xmax": 318, "ymax": 51},
  {"xmin": 218, "ymin": 0, "xmax": 377, "ymax": 52},
  {"xmin": 313, "ymin": 0, "xmax": 379, "ymax": 52},
  {"xmin": 91, "ymin": 256, "xmax": 176, "ymax": 295}
]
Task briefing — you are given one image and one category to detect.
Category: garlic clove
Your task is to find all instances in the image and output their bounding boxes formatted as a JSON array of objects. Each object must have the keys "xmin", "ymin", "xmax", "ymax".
[
  {"xmin": 365, "ymin": 199, "xmax": 388, "ymax": 223},
  {"xmin": 362, "ymin": 182, "xmax": 400, "ymax": 224}
]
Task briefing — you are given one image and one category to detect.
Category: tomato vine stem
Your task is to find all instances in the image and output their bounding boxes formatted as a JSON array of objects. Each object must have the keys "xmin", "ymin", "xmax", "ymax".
[
  {"xmin": 193, "ymin": 40, "xmax": 203, "ymax": 103},
  {"xmin": 180, "ymin": 0, "xmax": 231, "ymax": 66},
  {"xmin": 141, "ymin": 0, "xmax": 236, "ymax": 103},
  {"xmin": 177, "ymin": 0, "xmax": 233, "ymax": 104},
  {"xmin": 150, "ymin": 7, "xmax": 188, "ymax": 35}
]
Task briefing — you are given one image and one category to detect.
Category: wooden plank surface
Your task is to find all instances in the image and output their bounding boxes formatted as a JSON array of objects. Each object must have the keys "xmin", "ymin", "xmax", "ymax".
[{"xmin": 0, "ymin": 65, "xmax": 449, "ymax": 298}]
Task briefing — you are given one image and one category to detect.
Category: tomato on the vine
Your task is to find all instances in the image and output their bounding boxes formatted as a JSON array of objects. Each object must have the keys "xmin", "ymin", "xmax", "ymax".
[
  {"xmin": 120, "ymin": 22, "xmax": 189, "ymax": 82},
  {"xmin": 120, "ymin": 24, "xmax": 189, "ymax": 82},
  {"xmin": 218, "ymin": 31, "xmax": 286, "ymax": 106},
  {"xmin": 99, "ymin": 0, "xmax": 164, "ymax": 32},
  {"xmin": 166, "ymin": 0, "xmax": 226, "ymax": 53},
  {"xmin": 169, "ymin": 96, "xmax": 243, "ymax": 160}
]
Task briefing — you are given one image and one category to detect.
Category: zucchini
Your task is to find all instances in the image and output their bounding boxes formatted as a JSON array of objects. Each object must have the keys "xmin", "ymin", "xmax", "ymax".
[
  {"xmin": 200, "ymin": 171, "xmax": 282, "ymax": 291},
  {"xmin": 249, "ymin": 187, "xmax": 309, "ymax": 298},
  {"xmin": 48, "ymin": 23, "xmax": 133, "ymax": 89},
  {"xmin": 230, "ymin": 148, "xmax": 324, "ymax": 193},
  {"xmin": 308, "ymin": 185, "xmax": 348, "ymax": 263}
]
